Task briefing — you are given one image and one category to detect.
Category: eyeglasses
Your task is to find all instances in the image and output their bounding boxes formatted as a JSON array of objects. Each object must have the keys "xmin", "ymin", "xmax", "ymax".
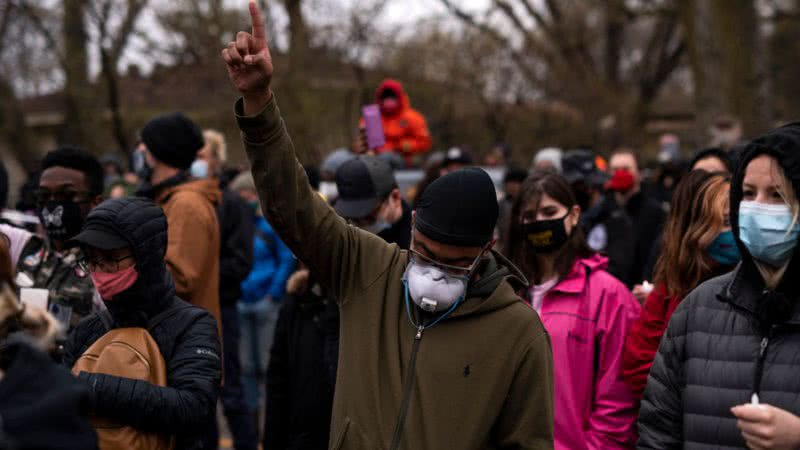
[
  {"xmin": 408, "ymin": 248, "xmax": 481, "ymax": 277},
  {"xmin": 34, "ymin": 188, "xmax": 92, "ymax": 206},
  {"xmin": 79, "ymin": 254, "xmax": 134, "ymax": 273}
]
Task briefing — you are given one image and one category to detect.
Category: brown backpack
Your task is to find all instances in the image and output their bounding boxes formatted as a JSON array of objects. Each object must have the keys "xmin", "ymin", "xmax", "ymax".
[{"xmin": 71, "ymin": 309, "xmax": 176, "ymax": 450}]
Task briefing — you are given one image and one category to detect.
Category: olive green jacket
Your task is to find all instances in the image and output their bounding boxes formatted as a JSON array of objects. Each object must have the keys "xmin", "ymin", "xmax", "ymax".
[{"xmin": 236, "ymin": 96, "xmax": 554, "ymax": 450}]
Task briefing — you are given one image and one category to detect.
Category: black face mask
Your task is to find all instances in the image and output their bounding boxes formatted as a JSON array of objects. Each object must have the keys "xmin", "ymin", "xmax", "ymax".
[
  {"xmin": 524, "ymin": 213, "xmax": 570, "ymax": 254},
  {"xmin": 38, "ymin": 200, "xmax": 85, "ymax": 242}
]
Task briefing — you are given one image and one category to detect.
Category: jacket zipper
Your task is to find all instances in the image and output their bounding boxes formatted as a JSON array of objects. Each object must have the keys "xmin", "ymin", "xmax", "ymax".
[
  {"xmin": 752, "ymin": 327, "xmax": 774, "ymax": 400},
  {"xmin": 389, "ymin": 324, "xmax": 424, "ymax": 450}
]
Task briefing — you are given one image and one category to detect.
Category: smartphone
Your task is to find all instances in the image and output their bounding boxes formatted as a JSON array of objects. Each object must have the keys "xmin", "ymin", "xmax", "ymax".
[{"xmin": 362, "ymin": 104, "xmax": 385, "ymax": 150}]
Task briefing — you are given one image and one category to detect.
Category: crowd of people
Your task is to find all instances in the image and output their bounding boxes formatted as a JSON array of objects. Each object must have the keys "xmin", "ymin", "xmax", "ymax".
[{"xmin": 4, "ymin": 2, "xmax": 800, "ymax": 450}]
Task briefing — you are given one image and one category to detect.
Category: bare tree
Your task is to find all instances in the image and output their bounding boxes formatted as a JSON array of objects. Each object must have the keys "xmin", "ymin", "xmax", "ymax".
[
  {"xmin": 87, "ymin": 0, "xmax": 149, "ymax": 154},
  {"xmin": 683, "ymin": 0, "xmax": 769, "ymax": 138},
  {"xmin": 438, "ymin": 0, "xmax": 686, "ymax": 146}
]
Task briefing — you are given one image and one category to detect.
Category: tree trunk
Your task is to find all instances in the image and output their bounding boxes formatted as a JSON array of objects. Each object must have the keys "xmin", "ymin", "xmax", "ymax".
[
  {"xmin": 62, "ymin": 0, "xmax": 95, "ymax": 151},
  {"xmin": 284, "ymin": 0, "xmax": 309, "ymax": 75},
  {"xmin": 0, "ymin": 77, "xmax": 38, "ymax": 172},
  {"xmin": 100, "ymin": 48, "xmax": 129, "ymax": 155},
  {"xmin": 684, "ymin": 0, "xmax": 768, "ymax": 140}
]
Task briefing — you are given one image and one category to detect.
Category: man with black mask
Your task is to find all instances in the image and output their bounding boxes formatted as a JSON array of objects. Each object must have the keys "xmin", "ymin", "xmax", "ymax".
[
  {"xmin": 15, "ymin": 146, "xmax": 104, "ymax": 329},
  {"xmin": 223, "ymin": 5, "xmax": 554, "ymax": 448}
]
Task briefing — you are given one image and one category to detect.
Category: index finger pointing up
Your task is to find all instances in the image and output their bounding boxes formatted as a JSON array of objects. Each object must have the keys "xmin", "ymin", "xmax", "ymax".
[{"xmin": 249, "ymin": 0, "xmax": 266, "ymax": 40}]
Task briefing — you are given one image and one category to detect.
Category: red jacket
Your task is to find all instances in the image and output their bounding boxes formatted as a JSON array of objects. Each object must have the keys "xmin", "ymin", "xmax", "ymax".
[
  {"xmin": 621, "ymin": 283, "xmax": 682, "ymax": 398},
  {"xmin": 367, "ymin": 79, "xmax": 431, "ymax": 166}
]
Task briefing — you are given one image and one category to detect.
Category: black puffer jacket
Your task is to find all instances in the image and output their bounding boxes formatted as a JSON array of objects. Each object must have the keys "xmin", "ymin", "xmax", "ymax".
[
  {"xmin": 63, "ymin": 197, "xmax": 222, "ymax": 450},
  {"xmin": 639, "ymin": 123, "xmax": 800, "ymax": 449},
  {"xmin": 1, "ymin": 338, "xmax": 98, "ymax": 450}
]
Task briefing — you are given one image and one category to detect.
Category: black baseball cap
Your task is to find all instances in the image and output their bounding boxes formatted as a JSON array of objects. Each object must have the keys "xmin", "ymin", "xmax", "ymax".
[
  {"xmin": 444, "ymin": 147, "xmax": 473, "ymax": 166},
  {"xmin": 334, "ymin": 156, "xmax": 397, "ymax": 219},
  {"xmin": 69, "ymin": 221, "xmax": 128, "ymax": 250},
  {"xmin": 561, "ymin": 149, "xmax": 610, "ymax": 187}
]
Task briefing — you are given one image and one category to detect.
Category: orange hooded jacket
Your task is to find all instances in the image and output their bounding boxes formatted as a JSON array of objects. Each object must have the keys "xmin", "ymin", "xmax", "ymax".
[{"xmin": 365, "ymin": 79, "xmax": 432, "ymax": 167}]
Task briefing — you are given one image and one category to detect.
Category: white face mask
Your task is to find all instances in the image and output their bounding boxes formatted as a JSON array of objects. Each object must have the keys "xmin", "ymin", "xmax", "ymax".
[
  {"xmin": 404, "ymin": 261, "xmax": 468, "ymax": 312},
  {"xmin": 191, "ymin": 159, "xmax": 209, "ymax": 179}
]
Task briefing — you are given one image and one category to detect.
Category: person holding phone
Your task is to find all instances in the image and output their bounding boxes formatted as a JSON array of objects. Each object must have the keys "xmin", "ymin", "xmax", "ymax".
[
  {"xmin": 358, "ymin": 79, "xmax": 432, "ymax": 168},
  {"xmin": 222, "ymin": 3, "xmax": 554, "ymax": 449}
]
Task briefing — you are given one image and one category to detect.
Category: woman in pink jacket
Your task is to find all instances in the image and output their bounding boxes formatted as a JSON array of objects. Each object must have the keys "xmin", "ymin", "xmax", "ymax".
[{"xmin": 508, "ymin": 170, "xmax": 641, "ymax": 449}]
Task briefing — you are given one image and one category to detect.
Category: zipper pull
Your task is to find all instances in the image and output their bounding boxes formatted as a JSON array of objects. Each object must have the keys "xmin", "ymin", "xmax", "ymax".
[
  {"xmin": 760, "ymin": 337, "xmax": 769, "ymax": 356},
  {"xmin": 415, "ymin": 325, "xmax": 424, "ymax": 340}
]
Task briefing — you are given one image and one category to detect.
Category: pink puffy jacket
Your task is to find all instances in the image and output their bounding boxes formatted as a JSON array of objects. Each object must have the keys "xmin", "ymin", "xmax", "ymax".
[{"xmin": 529, "ymin": 254, "xmax": 641, "ymax": 450}]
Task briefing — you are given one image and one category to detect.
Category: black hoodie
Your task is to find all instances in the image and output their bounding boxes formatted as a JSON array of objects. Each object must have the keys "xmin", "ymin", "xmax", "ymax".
[
  {"xmin": 730, "ymin": 122, "xmax": 800, "ymax": 301},
  {"xmin": 62, "ymin": 197, "xmax": 221, "ymax": 450}
]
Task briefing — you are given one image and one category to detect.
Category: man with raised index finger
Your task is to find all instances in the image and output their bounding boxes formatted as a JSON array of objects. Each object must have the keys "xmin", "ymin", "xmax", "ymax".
[{"xmin": 223, "ymin": 3, "xmax": 554, "ymax": 449}]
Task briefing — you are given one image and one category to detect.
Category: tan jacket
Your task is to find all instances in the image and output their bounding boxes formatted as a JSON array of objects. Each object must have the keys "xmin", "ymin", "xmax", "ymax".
[
  {"xmin": 236, "ymin": 97, "xmax": 554, "ymax": 450},
  {"xmin": 156, "ymin": 179, "xmax": 221, "ymax": 330}
]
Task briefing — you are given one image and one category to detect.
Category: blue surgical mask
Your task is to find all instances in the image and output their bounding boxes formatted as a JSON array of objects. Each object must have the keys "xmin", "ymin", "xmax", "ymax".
[
  {"xmin": 707, "ymin": 230, "xmax": 741, "ymax": 266},
  {"xmin": 739, "ymin": 201, "xmax": 800, "ymax": 267},
  {"xmin": 191, "ymin": 160, "xmax": 209, "ymax": 179}
]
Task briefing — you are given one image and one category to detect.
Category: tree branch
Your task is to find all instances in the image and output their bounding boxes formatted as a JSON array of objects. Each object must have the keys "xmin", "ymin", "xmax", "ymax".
[{"xmin": 17, "ymin": 0, "xmax": 64, "ymax": 65}]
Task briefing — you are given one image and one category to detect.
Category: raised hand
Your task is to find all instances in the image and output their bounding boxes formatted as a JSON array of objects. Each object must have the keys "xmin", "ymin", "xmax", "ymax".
[{"xmin": 223, "ymin": 1, "xmax": 273, "ymax": 114}]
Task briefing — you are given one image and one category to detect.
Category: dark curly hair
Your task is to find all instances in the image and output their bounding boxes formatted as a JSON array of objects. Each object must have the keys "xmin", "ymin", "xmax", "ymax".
[{"xmin": 41, "ymin": 146, "xmax": 104, "ymax": 196}]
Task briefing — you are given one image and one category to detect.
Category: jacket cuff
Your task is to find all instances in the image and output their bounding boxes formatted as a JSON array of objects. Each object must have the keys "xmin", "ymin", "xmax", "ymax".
[
  {"xmin": 77, "ymin": 371, "xmax": 98, "ymax": 409},
  {"xmin": 234, "ymin": 96, "xmax": 282, "ymax": 141}
]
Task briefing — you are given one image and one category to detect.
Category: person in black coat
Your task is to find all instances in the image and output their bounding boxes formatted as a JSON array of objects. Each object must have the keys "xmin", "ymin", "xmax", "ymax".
[
  {"xmin": 62, "ymin": 197, "xmax": 222, "ymax": 450},
  {"xmin": 639, "ymin": 123, "xmax": 800, "ymax": 449},
  {"xmin": 605, "ymin": 150, "xmax": 666, "ymax": 291},
  {"xmin": 263, "ymin": 270, "xmax": 338, "ymax": 450}
]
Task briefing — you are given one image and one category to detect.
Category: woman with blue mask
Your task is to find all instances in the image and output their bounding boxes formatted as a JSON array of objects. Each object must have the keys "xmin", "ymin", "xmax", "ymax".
[
  {"xmin": 623, "ymin": 170, "xmax": 736, "ymax": 398},
  {"xmin": 639, "ymin": 124, "xmax": 800, "ymax": 450}
]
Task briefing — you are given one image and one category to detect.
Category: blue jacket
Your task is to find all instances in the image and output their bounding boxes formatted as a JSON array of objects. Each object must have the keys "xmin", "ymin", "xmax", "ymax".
[{"xmin": 241, "ymin": 216, "xmax": 295, "ymax": 303}]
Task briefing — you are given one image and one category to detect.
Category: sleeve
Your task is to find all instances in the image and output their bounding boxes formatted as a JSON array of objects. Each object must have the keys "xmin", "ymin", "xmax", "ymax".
[
  {"xmin": 164, "ymin": 196, "xmax": 219, "ymax": 303},
  {"xmin": 399, "ymin": 111, "xmax": 431, "ymax": 155},
  {"xmin": 266, "ymin": 234, "xmax": 295, "ymax": 300},
  {"xmin": 219, "ymin": 194, "xmax": 255, "ymax": 288},
  {"xmin": 0, "ymin": 223, "xmax": 33, "ymax": 267},
  {"xmin": 637, "ymin": 298, "xmax": 688, "ymax": 449},
  {"xmin": 236, "ymin": 96, "xmax": 400, "ymax": 304},
  {"xmin": 622, "ymin": 289, "xmax": 670, "ymax": 398},
  {"xmin": 493, "ymin": 332, "xmax": 554, "ymax": 450},
  {"xmin": 78, "ymin": 312, "xmax": 222, "ymax": 433},
  {"xmin": 263, "ymin": 298, "xmax": 293, "ymax": 450},
  {"xmin": 586, "ymin": 286, "xmax": 640, "ymax": 449}
]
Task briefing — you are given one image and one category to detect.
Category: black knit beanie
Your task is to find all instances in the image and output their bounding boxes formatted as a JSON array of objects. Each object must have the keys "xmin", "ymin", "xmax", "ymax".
[
  {"xmin": 415, "ymin": 168, "xmax": 498, "ymax": 247},
  {"xmin": 140, "ymin": 112, "xmax": 204, "ymax": 170}
]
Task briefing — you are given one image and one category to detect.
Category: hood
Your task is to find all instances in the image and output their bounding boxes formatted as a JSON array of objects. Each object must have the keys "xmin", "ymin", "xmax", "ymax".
[
  {"xmin": 449, "ymin": 250, "xmax": 529, "ymax": 318},
  {"xmin": 82, "ymin": 197, "xmax": 176, "ymax": 324},
  {"xmin": 156, "ymin": 177, "xmax": 222, "ymax": 207},
  {"xmin": 730, "ymin": 122, "xmax": 800, "ymax": 296},
  {"xmin": 375, "ymin": 79, "xmax": 409, "ymax": 115}
]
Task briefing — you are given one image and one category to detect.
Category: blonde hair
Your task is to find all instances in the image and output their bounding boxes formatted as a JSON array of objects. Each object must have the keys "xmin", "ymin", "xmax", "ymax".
[
  {"xmin": 203, "ymin": 129, "xmax": 227, "ymax": 163},
  {"xmin": 754, "ymin": 158, "xmax": 800, "ymax": 289}
]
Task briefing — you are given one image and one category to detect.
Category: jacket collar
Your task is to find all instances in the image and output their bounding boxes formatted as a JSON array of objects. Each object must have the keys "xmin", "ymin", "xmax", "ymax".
[
  {"xmin": 722, "ymin": 263, "xmax": 800, "ymax": 325},
  {"xmin": 550, "ymin": 254, "xmax": 608, "ymax": 295}
]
